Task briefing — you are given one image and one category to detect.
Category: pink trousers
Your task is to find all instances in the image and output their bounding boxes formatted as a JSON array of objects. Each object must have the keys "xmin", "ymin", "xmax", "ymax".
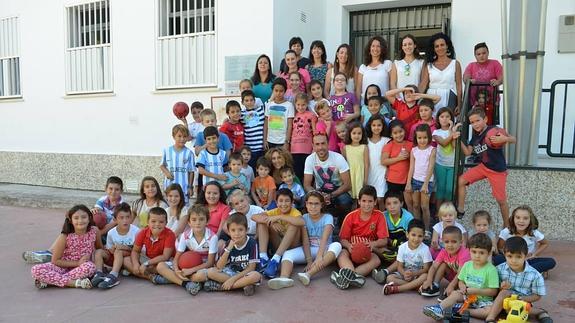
[{"xmin": 31, "ymin": 262, "xmax": 96, "ymax": 287}]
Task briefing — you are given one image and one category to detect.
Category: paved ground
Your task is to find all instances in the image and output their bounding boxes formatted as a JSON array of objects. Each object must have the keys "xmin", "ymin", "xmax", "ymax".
[{"xmin": 1, "ymin": 205, "xmax": 574, "ymax": 323}]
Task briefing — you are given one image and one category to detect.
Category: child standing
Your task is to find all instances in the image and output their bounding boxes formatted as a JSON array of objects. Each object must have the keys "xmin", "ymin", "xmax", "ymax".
[
  {"xmin": 405, "ymin": 123, "xmax": 436, "ymax": 236},
  {"xmin": 361, "ymin": 96, "xmax": 390, "ymax": 127},
  {"xmin": 251, "ymin": 157, "xmax": 276, "ymax": 210},
  {"xmin": 308, "ymin": 80, "xmax": 329, "ymax": 115},
  {"xmin": 314, "ymin": 101, "xmax": 338, "ymax": 151},
  {"xmin": 194, "ymin": 109, "xmax": 232, "ymax": 163},
  {"xmin": 423, "ymin": 233, "xmax": 499, "ymax": 321},
  {"xmin": 386, "ymin": 86, "xmax": 440, "ymax": 133},
  {"xmin": 285, "ymin": 71, "xmax": 303, "ymax": 102},
  {"xmin": 239, "ymin": 146, "xmax": 255, "ymax": 185},
  {"xmin": 360, "ymin": 84, "xmax": 392, "ymax": 125},
  {"xmin": 164, "ymin": 183, "xmax": 189, "ymax": 239},
  {"xmin": 268, "ymin": 192, "xmax": 342, "ymax": 289},
  {"xmin": 458, "ymin": 107, "xmax": 516, "ymax": 228},
  {"xmin": 334, "ymin": 120, "xmax": 347, "ymax": 152},
  {"xmin": 328, "ymin": 72, "xmax": 360, "ymax": 123},
  {"xmin": 221, "ymin": 152, "xmax": 250, "ymax": 196},
  {"xmin": 382, "ymin": 120, "xmax": 413, "ymax": 211},
  {"xmin": 91, "ymin": 203, "xmax": 139, "ymax": 289},
  {"xmin": 240, "ymin": 90, "xmax": 265, "ymax": 168},
  {"xmin": 383, "ymin": 219, "xmax": 432, "ymax": 295},
  {"xmin": 184, "ymin": 101, "xmax": 205, "ymax": 198},
  {"xmin": 196, "ymin": 126, "xmax": 228, "ymax": 184},
  {"xmin": 155, "ymin": 205, "xmax": 218, "ymax": 295},
  {"xmin": 132, "ymin": 176, "xmax": 168, "ymax": 229},
  {"xmin": 31, "ymin": 205, "xmax": 102, "ymax": 289},
  {"xmin": 264, "ymin": 78, "xmax": 294, "ymax": 151},
  {"xmin": 290, "ymin": 93, "xmax": 317, "ymax": 180},
  {"xmin": 495, "ymin": 206, "xmax": 556, "ymax": 274},
  {"xmin": 219, "ymin": 100, "xmax": 245, "ymax": 152},
  {"xmin": 278, "ymin": 166, "xmax": 305, "ymax": 208},
  {"xmin": 407, "ymin": 99, "xmax": 436, "ymax": 142},
  {"xmin": 365, "ymin": 114, "xmax": 390, "ymax": 210},
  {"xmin": 432, "ymin": 107, "xmax": 461, "ymax": 207},
  {"xmin": 201, "ymin": 213, "xmax": 262, "ymax": 296},
  {"xmin": 341, "ymin": 122, "xmax": 369, "ymax": 203},
  {"xmin": 431, "ymin": 202, "xmax": 468, "ymax": 258},
  {"xmin": 239, "ymin": 79, "xmax": 264, "ymax": 108},
  {"xmin": 160, "ymin": 124, "xmax": 195, "ymax": 203}
]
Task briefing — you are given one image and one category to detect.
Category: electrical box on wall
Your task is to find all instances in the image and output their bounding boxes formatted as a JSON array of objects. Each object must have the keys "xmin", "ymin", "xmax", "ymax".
[{"xmin": 558, "ymin": 15, "xmax": 575, "ymax": 53}]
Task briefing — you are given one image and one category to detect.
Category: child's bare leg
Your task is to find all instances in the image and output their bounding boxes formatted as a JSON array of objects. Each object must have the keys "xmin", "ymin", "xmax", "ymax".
[
  {"xmin": 191, "ymin": 269, "xmax": 209, "ymax": 282},
  {"xmin": 257, "ymin": 223, "xmax": 270, "ymax": 257},
  {"xmin": 412, "ymin": 191, "xmax": 422, "ymax": 220},
  {"xmin": 404, "ymin": 190, "xmax": 413, "ymax": 213},
  {"xmin": 274, "ymin": 225, "xmax": 301, "ymax": 257},
  {"xmin": 485, "ymin": 289, "xmax": 512, "ymax": 321},
  {"xmin": 439, "ymin": 290, "xmax": 464, "ymax": 309},
  {"xmin": 111, "ymin": 250, "xmax": 126, "ymax": 274},
  {"xmin": 421, "ymin": 193, "xmax": 431, "ymax": 231},
  {"xmin": 433, "ymin": 262, "xmax": 447, "ymax": 284},
  {"xmin": 307, "ymin": 251, "xmax": 337, "ymax": 277},
  {"xmin": 377, "ymin": 197, "xmax": 385, "ymax": 212},
  {"xmin": 337, "ymin": 249, "xmax": 355, "ymax": 271},
  {"xmin": 279, "ymin": 260, "xmax": 294, "ymax": 278},
  {"xmin": 497, "ymin": 199, "xmax": 510, "ymax": 228},
  {"xmin": 468, "ymin": 306, "xmax": 490, "ymax": 320},
  {"xmin": 355, "ymin": 253, "xmax": 381, "ymax": 276},
  {"xmin": 94, "ymin": 249, "xmax": 108, "ymax": 272},
  {"xmin": 386, "ymin": 261, "xmax": 399, "ymax": 273},
  {"xmin": 156, "ymin": 262, "xmax": 181, "ymax": 285},
  {"xmin": 123, "ymin": 257, "xmax": 133, "ymax": 273},
  {"xmin": 231, "ymin": 272, "xmax": 262, "ymax": 289},
  {"xmin": 457, "ymin": 176, "xmax": 468, "ymax": 212},
  {"xmin": 207, "ymin": 267, "xmax": 231, "ymax": 283},
  {"xmin": 389, "ymin": 273, "xmax": 428, "ymax": 292}
]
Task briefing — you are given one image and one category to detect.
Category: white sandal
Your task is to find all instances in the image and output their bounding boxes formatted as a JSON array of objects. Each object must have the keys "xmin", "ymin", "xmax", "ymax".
[{"xmin": 75, "ymin": 278, "xmax": 92, "ymax": 289}]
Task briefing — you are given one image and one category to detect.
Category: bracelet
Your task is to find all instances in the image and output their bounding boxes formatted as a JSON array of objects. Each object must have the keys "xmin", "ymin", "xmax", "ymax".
[{"xmin": 224, "ymin": 248, "xmax": 231, "ymax": 253}]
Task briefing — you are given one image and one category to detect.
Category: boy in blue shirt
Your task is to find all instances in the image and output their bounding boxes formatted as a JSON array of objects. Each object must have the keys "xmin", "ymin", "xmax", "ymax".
[
  {"xmin": 160, "ymin": 124, "xmax": 195, "ymax": 204},
  {"xmin": 221, "ymin": 152, "xmax": 250, "ymax": 195},
  {"xmin": 196, "ymin": 126, "xmax": 227, "ymax": 185},
  {"xmin": 194, "ymin": 109, "xmax": 232, "ymax": 163}
]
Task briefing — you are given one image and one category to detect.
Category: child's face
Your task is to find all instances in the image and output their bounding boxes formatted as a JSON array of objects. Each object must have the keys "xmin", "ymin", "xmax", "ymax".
[
  {"xmin": 440, "ymin": 211, "xmax": 456, "ymax": 227},
  {"xmin": 438, "ymin": 111, "xmax": 452, "ymax": 128},
  {"xmin": 513, "ymin": 210, "xmax": 531, "ymax": 233},
  {"xmin": 470, "ymin": 247, "xmax": 490, "ymax": 265},
  {"xmin": 115, "ymin": 211, "xmax": 133, "ymax": 228},
  {"xmin": 336, "ymin": 126, "xmax": 347, "ymax": 140},
  {"xmin": 281, "ymin": 171, "xmax": 294, "ymax": 185},
  {"xmin": 173, "ymin": 130, "xmax": 187, "ymax": 148},
  {"xmin": 257, "ymin": 165, "xmax": 270, "ymax": 177},
  {"xmin": 310, "ymin": 83, "xmax": 323, "ymax": 99},
  {"xmin": 148, "ymin": 213, "xmax": 167, "ymax": 236},
  {"xmin": 295, "ymin": 99, "xmax": 308, "ymax": 114},
  {"xmin": 188, "ymin": 212, "xmax": 207, "ymax": 232},
  {"xmin": 350, "ymin": 127, "xmax": 363, "ymax": 144},
  {"xmin": 317, "ymin": 106, "xmax": 332, "ymax": 121},
  {"xmin": 204, "ymin": 184, "xmax": 220, "ymax": 206},
  {"xmin": 419, "ymin": 105, "xmax": 433, "ymax": 121},
  {"xmin": 166, "ymin": 189, "xmax": 182, "ymax": 207},
  {"xmin": 143, "ymin": 180, "xmax": 158, "ymax": 199},
  {"xmin": 228, "ymin": 222, "xmax": 247, "ymax": 244},
  {"xmin": 272, "ymin": 85, "xmax": 286, "ymax": 101},
  {"xmin": 407, "ymin": 227, "xmax": 424, "ymax": 249},
  {"xmin": 370, "ymin": 119, "xmax": 384, "ymax": 136},
  {"xmin": 276, "ymin": 195, "xmax": 293, "ymax": 214},
  {"xmin": 228, "ymin": 106, "xmax": 241, "ymax": 123},
  {"xmin": 366, "ymin": 86, "xmax": 379, "ymax": 100},
  {"xmin": 191, "ymin": 107, "xmax": 202, "ymax": 122},
  {"xmin": 391, "ymin": 126, "xmax": 405, "ymax": 142},
  {"xmin": 415, "ymin": 131, "xmax": 429, "ymax": 147},
  {"xmin": 230, "ymin": 195, "xmax": 249, "ymax": 214},
  {"xmin": 469, "ymin": 113, "xmax": 487, "ymax": 133},
  {"xmin": 367, "ymin": 100, "xmax": 381, "ymax": 115},
  {"xmin": 385, "ymin": 197, "xmax": 402, "ymax": 215},
  {"xmin": 205, "ymin": 134, "xmax": 219, "ymax": 150},
  {"xmin": 474, "ymin": 47, "xmax": 489, "ymax": 64},
  {"xmin": 333, "ymin": 75, "xmax": 347, "ymax": 91},
  {"xmin": 202, "ymin": 115, "xmax": 217, "ymax": 127},
  {"xmin": 240, "ymin": 149, "xmax": 251, "ymax": 164},
  {"xmin": 305, "ymin": 196, "xmax": 322, "ymax": 216},
  {"xmin": 473, "ymin": 217, "xmax": 490, "ymax": 234},
  {"xmin": 229, "ymin": 159, "xmax": 242, "ymax": 174},
  {"xmin": 442, "ymin": 233, "xmax": 462, "ymax": 255},
  {"xmin": 242, "ymin": 96, "xmax": 255, "ymax": 109},
  {"xmin": 504, "ymin": 251, "xmax": 527, "ymax": 272},
  {"xmin": 404, "ymin": 88, "xmax": 416, "ymax": 103},
  {"xmin": 239, "ymin": 81, "xmax": 252, "ymax": 93},
  {"xmin": 71, "ymin": 210, "xmax": 90, "ymax": 232},
  {"xmin": 105, "ymin": 183, "xmax": 122, "ymax": 202},
  {"xmin": 358, "ymin": 194, "xmax": 376, "ymax": 214},
  {"xmin": 289, "ymin": 75, "xmax": 301, "ymax": 91}
]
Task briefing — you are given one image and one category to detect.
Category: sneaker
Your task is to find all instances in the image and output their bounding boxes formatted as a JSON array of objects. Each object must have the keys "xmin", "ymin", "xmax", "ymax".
[
  {"xmin": 437, "ymin": 292, "xmax": 448, "ymax": 302},
  {"xmin": 75, "ymin": 278, "xmax": 92, "ymax": 289},
  {"xmin": 339, "ymin": 268, "xmax": 365, "ymax": 288},
  {"xmin": 456, "ymin": 210, "xmax": 465, "ymax": 220},
  {"xmin": 91, "ymin": 272, "xmax": 106, "ymax": 287},
  {"xmin": 243, "ymin": 284, "xmax": 256, "ymax": 296},
  {"xmin": 151, "ymin": 274, "xmax": 170, "ymax": 285},
  {"xmin": 450, "ymin": 303, "xmax": 463, "ymax": 314},
  {"xmin": 267, "ymin": 277, "xmax": 294, "ymax": 290},
  {"xmin": 98, "ymin": 274, "xmax": 119, "ymax": 289},
  {"xmin": 203, "ymin": 280, "xmax": 222, "ymax": 292},
  {"xmin": 121, "ymin": 269, "xmax": 131, "ymax": 277},
  {"xmin": 263, "ymin": 259, "xmax": 279, "ymax": 279},
  {"xmin": 297, "ymin": 272, "xmax": 310, "ymax": 286},
  {"xmin": 34, "ymin": 279, "xmax": 48, "ymax": 289},
  {"xmin": 184, "ymin": 281, "xmax": 202, "ymax": 295},
  {"xmin": 23, "ymin": 250, "xmax": 52, "ymax": 264},
  {"xmin": 258, "ymin": 258, "xmax": 269, "ymax": 272},
  {"xmin": 421, "ymin": 284, "xmax": 440, "ymax": 297},
  {"xmin": 329, "ymin": 270, "xmax": 350, "ymax": 290},
  {"xmin": 372, "ymin": 268, "xmax": 388, "ymax": 284},
  {"xmin": 423, "ymin": 304, "xmax": 444, "ymax": 321}
]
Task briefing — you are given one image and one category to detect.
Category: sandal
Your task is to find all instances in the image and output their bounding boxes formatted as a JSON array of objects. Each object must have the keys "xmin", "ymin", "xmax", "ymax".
[
  {"xmin": 75, "ymin": 278, "xmax": 92, "ymax": 289},
  {"xmin": 537, "ymin": 310, "xmax": 553, "ymax": 323},
  {"xmin": 383, "ymin": 282, "xmax": 400, "ymax": 295}
]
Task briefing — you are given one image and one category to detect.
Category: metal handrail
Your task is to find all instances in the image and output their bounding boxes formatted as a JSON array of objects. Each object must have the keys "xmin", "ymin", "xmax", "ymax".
[
  {"xmin": 451, "ymin": 79, "xmax": 473, "ymax": 202},
  {"xmin": 542, "ymin": 79, "xmax": 575, "ymax": 158}
]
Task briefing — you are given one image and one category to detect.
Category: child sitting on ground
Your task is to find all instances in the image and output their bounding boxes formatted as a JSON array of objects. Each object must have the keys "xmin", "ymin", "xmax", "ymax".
[
  {"xmin": 155, "ymin": 205, "xmax": 217, "ymax": 295},
  {"xmin": 91, "ymin": 203, "xmax": 139, "ymax": 289},
  {"xmin": 332, "ymin": 185, "xmax": 389, "ymax": 290},
  {"xmin": 485, "ymin": 237, "xmax": 553, "ymax": 323},
  {"xmin": 278, "ymin": 166, "xmax": 305, "ymax": 209},
  {"xmin": 383, "ymin": 219, "xmax": 432, "ymax": 295},
  {"xmin": 468, "ymin": 210, "xmax": 497, "ymax": 255},
  {"xmin": 423, "ymin": 233, "xmax": 499, "ymax": 321},
  {"xmin": 431, "ymin": 202, "xmax": 468, "ymax": 258}
]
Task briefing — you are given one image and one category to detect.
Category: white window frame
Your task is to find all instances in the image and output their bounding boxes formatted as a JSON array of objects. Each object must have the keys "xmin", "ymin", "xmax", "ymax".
[
  {"xmin": 0, "ymin": 16, "xmax": 22, "ymax": 100},
  {"xmin": 155, "ymin": 0, "xmax": 217, "ymax": 90},
  {"xmin": 64, "ymin": 0, "xmax": 113, "ymax": 95}
]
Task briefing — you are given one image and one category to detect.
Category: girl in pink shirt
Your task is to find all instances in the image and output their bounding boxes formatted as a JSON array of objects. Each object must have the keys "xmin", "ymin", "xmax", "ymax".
[
  {"xmin": 290, "ymin": 93, "xmax": 317, "ymax": 180},
  {"xmin": 408, "ymin": 99, "xmax": 436, "ymax": 145}
]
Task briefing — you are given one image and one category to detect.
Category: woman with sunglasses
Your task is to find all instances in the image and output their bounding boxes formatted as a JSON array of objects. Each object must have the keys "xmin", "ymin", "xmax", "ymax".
[{"xmin": 390, "ymin": 34, "xmax": 424, "ymax": 91}]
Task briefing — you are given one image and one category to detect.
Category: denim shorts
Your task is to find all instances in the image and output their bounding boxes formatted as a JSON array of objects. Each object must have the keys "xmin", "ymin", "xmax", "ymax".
[{"xmin": 411, "ymin": 179, "xmax": 433, "ymax": 195}]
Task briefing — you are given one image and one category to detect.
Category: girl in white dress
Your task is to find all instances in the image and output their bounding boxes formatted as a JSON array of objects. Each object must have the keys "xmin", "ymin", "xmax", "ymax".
[{"xmin": 366, "ymin": 114, "xmax": 391, "ymax": 211}]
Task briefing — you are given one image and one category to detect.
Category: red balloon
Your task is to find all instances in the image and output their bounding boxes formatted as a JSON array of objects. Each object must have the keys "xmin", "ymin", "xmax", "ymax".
[
  {"xmin": 173, "ymin": 101, "xmax": 189, "ymax": 118},
  {"xmin": 178, "ymin": 251, "xmax": 203, "ymax": 269}
]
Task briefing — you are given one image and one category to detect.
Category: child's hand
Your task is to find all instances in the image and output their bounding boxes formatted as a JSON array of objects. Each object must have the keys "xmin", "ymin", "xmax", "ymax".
[
  {"xmin": 283, "ymin": 143, "xmax": 290, "ymax": 151},
  {"xmin": 227, "ymin": 239, "xmax": 236, "ymax": 250},
  {"xmin": 175, "ymin": 269, "xmax": 189, "ymax": 281},
  {"xmin": 178, "ymin": 117, "xmax": 188, "ymax": 124},
  {"xmin": 404, "ymin": 270, "xmax": 414, "ymax": 282},
  {"xmin": 460, "ymin": 286, "xmax": 468, "ymax": 295},
  {"xmin": 78, "ymin": 254, "xmax": 90, "ymax": 265},
  {"xmin": 490, "ymin": 134, "xmax": 507, "ymax": 145},
  {"xmin": 167, "ymin": 173, "xmax": 174, "ymax": 180},
  {"xmin": 421, "ymin": 184, "xmax": 429, "ymax": 194},
  {"xmin": 271, "ymin": 222, "xmax": 283, "ymax": 233},
  {"xmin": 181, "ymin": 268, "xmax": 197, "ymax": 277},
  {"xmin": 419, "ymin": 281, "xmax": 430, "ymax": 293},
  {"xmin": 404, "ymin": 184, "xmax": 412, "ymax": 193},
  {"xmin": 398, "ymin": 150, "xmax": 409, "ymax": 160},
  {"xmin": 138, "ymin": 264, "xmax": 147, "ymax": 275},
  {"xmin": 501, "ymin": 281, "xmax": 511, "ymax": 290},
  {"xmin": 217, "ymin": 174, "xmax": 227, "ymax": 181},
  {"xmin": 222, "ymin": 277, "xmax": 236, "ymax": 290},
  {"xmin": 431, "ymin": 239, "xmax": 439, "ymax": 250},
  {"xmin": 489, "ymin": 79, "xmax": 498, "ymax": 86}
]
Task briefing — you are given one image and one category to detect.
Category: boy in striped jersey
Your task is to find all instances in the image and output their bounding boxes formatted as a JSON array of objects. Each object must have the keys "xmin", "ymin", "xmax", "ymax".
[
  {"xmin": 160, "ymin": 125, "xmax": 196, "ymax": 204},
  {"xmin": 196, "ymin": 126, "xmax": 228, "ymax": 185},
  {"xmin": 240, "ymin": 90, "xmax": 265, "ymax": 169}
]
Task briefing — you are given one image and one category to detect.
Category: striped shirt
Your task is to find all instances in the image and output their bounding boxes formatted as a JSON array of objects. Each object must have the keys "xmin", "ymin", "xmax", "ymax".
[
  {"xmin": 161, "ymin": 145, "xmax": 195, "ymax": 201},
  {"xmin": 497, "ymin": 262, "xmax": 546, "ymax": 296},
  {"xmin": 241, "ymin": 104, "xmax": 265, "ymax": 152},
  {"xmin": 196, "ymin": 148, "xmax": 227, "ymax": 183}
]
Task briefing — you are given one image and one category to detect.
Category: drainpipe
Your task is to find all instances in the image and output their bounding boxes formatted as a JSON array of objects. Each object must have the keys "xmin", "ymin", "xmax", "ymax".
[
  {"xmin": 527, "ymin": 0, "xmax": 547, "ymax": 165},
  {"xmin": 515, "ymin": 0, "xmax": 528, "ymax": 165},
  {"xmin": 501, "ymin": 0, "xmax": 510, "ymax": 161}
]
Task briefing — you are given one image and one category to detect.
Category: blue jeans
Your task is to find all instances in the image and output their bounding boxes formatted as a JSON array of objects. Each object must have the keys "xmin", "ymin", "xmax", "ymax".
[{"xmin": 493, "ymin": 254, "xmax": 556, "ymax": 273}]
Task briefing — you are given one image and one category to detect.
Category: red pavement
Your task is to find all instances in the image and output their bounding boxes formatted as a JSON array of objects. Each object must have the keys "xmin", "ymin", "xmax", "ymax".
[{"xmin": 1, "ymin": 205, "xmax": 574, "ymax": 322}]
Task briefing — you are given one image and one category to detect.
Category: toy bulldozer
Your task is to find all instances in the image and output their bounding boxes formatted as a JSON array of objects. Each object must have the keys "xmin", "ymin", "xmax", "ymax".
[
  {"xmin": 499, "ymin": 294, "xmax": 531, "ymax": 323},
  {"xmin": 443, "ymin": 295, "xmax": 477, "ymax": 323}
]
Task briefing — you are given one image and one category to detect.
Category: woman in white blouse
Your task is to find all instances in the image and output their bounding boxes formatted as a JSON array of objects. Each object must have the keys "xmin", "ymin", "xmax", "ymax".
[
  {"xmin": 390, "ymin": 34, "xmax": 424, "ymax": 90},
  {"xmin": 357, "ymin": 36, "xmax": 393, "ymax": 103}
]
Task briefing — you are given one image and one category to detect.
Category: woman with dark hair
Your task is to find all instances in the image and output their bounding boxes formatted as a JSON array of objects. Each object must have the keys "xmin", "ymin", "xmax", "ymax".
[
  {"xmin": 390, "ymin": 34, "xmax": 424, "ymax": 90},
  {"xmin": 279, "ymin": 36, "xmax": 311, "ymax": 71},
  {"xmin": 251, "ymin": 54, "xmax": 276, "ymax": 103},
  {"xmin": 419, "ymin": 32, "xmax": 462, "ymax": 116},
  {"xmin": 279, "ymin": 50, "xmax": 311, "ymax": 93},
  {"xmin": 324, "ymin": 44, "xmax": 358, "ymax": 98},
  {"xmin": 306, "ymin": 40, "xmax": 332, "ymax": 86},
  {"xmin": 358, "ymin": 36, "xmax": 393, "ymax": 102}
]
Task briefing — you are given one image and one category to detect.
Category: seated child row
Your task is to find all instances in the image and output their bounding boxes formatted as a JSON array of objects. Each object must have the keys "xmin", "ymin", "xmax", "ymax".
[{"xmin": 29, "ymin": 179, "xmax": 554, "ymax": 321}]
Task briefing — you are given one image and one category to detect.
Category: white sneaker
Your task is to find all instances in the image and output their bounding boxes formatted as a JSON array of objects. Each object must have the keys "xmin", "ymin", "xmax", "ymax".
[
  {"xmin": 267, "ymin": 277, "xmax": 294, "ymax": 290},
  {"xmin": 297, "ymin": 272, "xmax": 310, "ymax": 286}
]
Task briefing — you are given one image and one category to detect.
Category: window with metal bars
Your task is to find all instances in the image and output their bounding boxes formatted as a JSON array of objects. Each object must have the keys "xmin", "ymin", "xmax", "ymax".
[
  {"xmin": 0, "ymin": 16, "xmax": 22, "ymax": 99},
  {"xmin": 159, "ymin": 0, "xmax": 215, "ymax": 36},
  {"xmin": 65, "ymin": 1, "xmax": 113, "ymax": 94}
]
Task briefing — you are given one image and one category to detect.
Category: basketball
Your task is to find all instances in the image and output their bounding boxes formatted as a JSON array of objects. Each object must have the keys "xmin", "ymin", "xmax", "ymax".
[
  {"xmin": 172, "ymin": 101, "xmax": 189, "ymax": 119},
  {"xmin": 178, "ymin": 251, "xmax": 203, "ymax": 269},
  {"xmin": 351, "ymin": 242, "xmax": 372, "ymax": 264},
  {"xmin": 93, "ymin": 210, "xmax": 107, "ymax": 230},
  {"xmin": 485, "ymin": 127, "xmax": 508, "ymax": 149}
]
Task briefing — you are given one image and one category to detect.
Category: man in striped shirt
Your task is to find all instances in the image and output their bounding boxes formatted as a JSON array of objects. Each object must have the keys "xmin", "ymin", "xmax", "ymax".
[{"xmin": 160, "ymin": 125, "xmax": 196, "ymax": 204}]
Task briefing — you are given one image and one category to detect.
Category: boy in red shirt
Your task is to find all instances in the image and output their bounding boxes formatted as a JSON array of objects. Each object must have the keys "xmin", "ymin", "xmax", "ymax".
[
  {"xmin": 219, "ymin": 100, "xmax": 244, "ymax": 152},
  {"xmin": 130, "ymin": 207, "xmax": 176, "ymax": 284},
  {"xmin": 385, "ymin": 85, "xmax": 439, "ymax": 132},
  {"xmin": 332, "ymin": 185, "xmax": 389, "ymax": 290}
]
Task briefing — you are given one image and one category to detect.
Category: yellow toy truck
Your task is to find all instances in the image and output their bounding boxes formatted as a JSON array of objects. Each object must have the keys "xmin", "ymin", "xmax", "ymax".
[{"xmin": 499, "ymin": 294, "xmax": 531, "ymax": 323}]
